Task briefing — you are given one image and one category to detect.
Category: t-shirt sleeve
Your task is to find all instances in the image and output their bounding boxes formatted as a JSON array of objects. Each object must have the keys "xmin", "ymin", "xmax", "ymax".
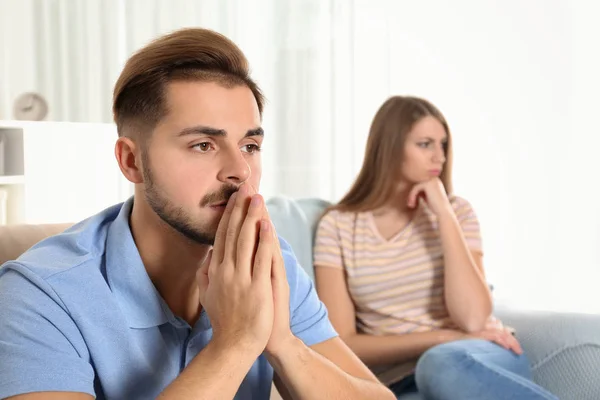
[
  {"xmin": 313, "ymin": 211, "xmax": 344, "ymax": 269},
  {"xmin": 452, "ymin": 196, "xmax": 483, "ymax": 253},
  {"xmin": 279, "ymin": 237, "xmax": 338, "ymax": 346},
  {"xmin": 0, "ymin": 265, "xmax": 95, "ymax": 398}
]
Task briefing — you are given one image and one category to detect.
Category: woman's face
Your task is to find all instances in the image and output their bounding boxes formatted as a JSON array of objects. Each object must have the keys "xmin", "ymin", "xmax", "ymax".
[{"xmin": 401, "ymin": 116, "xmax": 448, "ymax": 184}]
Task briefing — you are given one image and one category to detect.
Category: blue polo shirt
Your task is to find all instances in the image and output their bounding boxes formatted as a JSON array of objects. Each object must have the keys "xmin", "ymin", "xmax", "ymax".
[{"xmin": 0, "ymin": 198, "xmax": 337, "ymax": 399}]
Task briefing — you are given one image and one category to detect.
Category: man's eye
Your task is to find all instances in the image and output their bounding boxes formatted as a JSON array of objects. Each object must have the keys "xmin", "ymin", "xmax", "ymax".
[
  {"xmin": 192, "ymin": 142, "xmax": 212, "ymax": 152},
  {"xmin": 242, "ymin": 144, "xmax": 262, "ymax": 153}
]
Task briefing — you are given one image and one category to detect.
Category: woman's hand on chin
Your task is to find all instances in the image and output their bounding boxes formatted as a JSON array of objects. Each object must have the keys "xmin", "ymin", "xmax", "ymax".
[{"xmin": 407, "ymin": 178, "xmax": 452, "ymax": 216}]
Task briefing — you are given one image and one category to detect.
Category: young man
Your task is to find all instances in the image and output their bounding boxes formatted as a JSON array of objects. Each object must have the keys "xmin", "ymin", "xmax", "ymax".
[{"xmin": 0, "ymin": 28, "xmax": 394, "ymax": 399}]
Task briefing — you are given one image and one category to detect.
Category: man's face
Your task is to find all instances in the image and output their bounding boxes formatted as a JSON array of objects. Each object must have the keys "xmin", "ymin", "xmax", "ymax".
[{"xmin": 141, "ymin": 80, "xmax": 263, "ymax": 245}]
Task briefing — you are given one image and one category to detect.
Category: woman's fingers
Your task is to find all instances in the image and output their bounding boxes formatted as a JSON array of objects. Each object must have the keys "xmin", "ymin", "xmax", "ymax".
[
  {"xmin": 506, "ymin": 330, "xmax": 524, "ymax": 355},
  {"xmin": 407, "ymin": 184, "xmax": 423, "ymax": 208}
]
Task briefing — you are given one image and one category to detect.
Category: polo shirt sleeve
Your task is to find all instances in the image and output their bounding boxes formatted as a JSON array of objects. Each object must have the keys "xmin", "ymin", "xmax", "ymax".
[
  {"xmin": 279, "ymin": 238, "xmax": 338, "ymax": 346},
  {"xmin": 0, "ymin": 264, "xmax": 95, "ymax": 398}
]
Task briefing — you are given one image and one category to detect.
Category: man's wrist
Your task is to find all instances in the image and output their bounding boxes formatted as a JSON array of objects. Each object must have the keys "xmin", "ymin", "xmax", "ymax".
[
  {"xmin": 265, "ymin": 334, "xmax": 305, "ymax": 368},
  {"xmin": 207, "ymin": 334, "xmax": 264, "ymax": 364}
]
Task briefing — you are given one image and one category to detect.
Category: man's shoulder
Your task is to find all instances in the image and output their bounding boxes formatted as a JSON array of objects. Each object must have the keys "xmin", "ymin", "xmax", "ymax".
[
  {"xmin": 277, "ymin": 235, "xmax": 296, "ymax": 269},
  {"xmin": 1, "ymin": 202, "xmax": 124, "ymax": 282},
  {"xmin": 277, "ymin": 235, "xmax": 310, "ymax": 281}
]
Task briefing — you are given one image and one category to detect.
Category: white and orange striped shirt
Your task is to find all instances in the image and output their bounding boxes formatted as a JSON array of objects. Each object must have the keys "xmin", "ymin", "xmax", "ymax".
[{"xmin": 314, "ymin": 196, "xmax": 489, "ymax": 384}]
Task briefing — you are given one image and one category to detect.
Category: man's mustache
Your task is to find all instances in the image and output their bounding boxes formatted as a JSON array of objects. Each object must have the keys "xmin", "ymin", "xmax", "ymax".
[{"xmin": 200, "ymin": 185, "xmax": 239, "ymax": 207}]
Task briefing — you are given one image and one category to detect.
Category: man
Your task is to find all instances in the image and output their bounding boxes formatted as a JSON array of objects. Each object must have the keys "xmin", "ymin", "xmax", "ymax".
[{"xmin": 0, "ymin": 28, "xmax": 394, "ymax": 399}]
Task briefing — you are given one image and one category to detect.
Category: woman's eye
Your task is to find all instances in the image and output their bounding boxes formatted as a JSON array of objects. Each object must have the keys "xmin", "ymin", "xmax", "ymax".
[
  {"xmin": 418, "ymin": 142, "xmax": 430, "ymax": 148},
  {"xmin": 241, "ymin": 144, "xmax": 262, "ymax": 153},
  {"xmin": 192, "ymin": 142, "xmax": 212, "ymax": 152}
]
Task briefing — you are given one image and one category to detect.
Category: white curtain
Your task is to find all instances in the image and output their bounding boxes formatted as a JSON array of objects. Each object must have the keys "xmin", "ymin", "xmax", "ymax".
[
  {"xmin": 2, "ymin": 0, "xmax": 598, "ymax": 314},
  {"xmin": 120, "ymin": 0, "xmax": 364, "ymax": 202},
  {"xmin": 0, "ymin": 0, "xmax": 365, "ymax": 201},
  {"xmin": 0, "ymin": 0, "xmax": 122, "ymax": 122}
]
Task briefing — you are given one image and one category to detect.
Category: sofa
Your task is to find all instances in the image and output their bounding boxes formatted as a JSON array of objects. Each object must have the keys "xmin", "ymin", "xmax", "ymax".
[{"xmin": 1, "ymin": 197, "xmax": 600, "ymax": 400}]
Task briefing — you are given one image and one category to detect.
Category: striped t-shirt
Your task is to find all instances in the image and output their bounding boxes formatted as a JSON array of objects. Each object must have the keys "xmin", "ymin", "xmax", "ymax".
[{"xmin": 314, "ymin": 196, "xmax": 490, "ymax": 384}]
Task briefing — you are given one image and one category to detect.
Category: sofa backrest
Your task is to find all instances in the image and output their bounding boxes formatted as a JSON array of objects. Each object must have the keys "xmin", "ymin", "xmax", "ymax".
[
  {"xmin": 0, "ymin": 197, "xmax": 332, "ymax": 279},
  {"xmin": 266, "ymin": 197, "xmax": 332, "ymax": 281}
]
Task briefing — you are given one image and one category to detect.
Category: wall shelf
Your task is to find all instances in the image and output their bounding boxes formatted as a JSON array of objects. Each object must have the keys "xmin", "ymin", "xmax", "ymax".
[
  {"xmin": 0, "ymin": 175, "xmax": 25, "ymax": 185},
  {"xmin": 0, "ymin": 121, "xmax": 131, "ymax": 225}
]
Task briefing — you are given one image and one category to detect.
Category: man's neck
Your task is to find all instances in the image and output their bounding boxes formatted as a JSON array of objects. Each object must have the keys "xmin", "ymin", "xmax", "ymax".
[{"xmin": 129, "ymin": 198, "xmax": 210, "ymax": 326}]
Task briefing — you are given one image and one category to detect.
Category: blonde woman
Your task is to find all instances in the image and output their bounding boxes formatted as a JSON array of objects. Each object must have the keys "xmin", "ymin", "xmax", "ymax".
[{"xmin": 314, "ymin": 96, "xmax": 558, "ymax": 399}]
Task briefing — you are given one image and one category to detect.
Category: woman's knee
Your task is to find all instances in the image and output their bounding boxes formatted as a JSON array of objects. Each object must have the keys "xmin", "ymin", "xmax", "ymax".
[
  {"xmin": 415, "ymin": 339, "xmax": 533, "ymax": 396},
  {"xmin": 417, "ymin": 339, "xmax": 489, "ymax": 372},
  {"xmin": 414, "ymin": 340, "xmax": 482, "ymax": 393}
]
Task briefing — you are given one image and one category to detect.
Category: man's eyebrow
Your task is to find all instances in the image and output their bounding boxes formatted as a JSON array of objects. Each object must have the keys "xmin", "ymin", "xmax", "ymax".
[
  {"xmin": 176, "ymin": 126, "xmax": 264, "ymax": 138},
  {"xmin": 177, "ymin": 126, "xmax": 226, "ymax": 137},
  {"xmin": 246, "ymin": 127, "xmax": 264, "ymax": 138}
]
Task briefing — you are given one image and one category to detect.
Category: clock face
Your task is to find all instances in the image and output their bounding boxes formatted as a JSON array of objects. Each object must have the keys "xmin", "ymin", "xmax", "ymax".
[{"xmin": 13, "ymin": 92, "xmax": 49, "ymax": 121}]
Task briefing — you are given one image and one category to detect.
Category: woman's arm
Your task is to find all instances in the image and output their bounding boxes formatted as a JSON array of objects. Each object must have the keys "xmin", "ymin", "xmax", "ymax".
[
  {"xmin": 314, "ymin": 266, "xmax": 464, "ymax": 366},
  {"xmin": 436, "ymin": 206, "xmax": 493, "ymax": 333},
  {"xmin": 407, "ymin": 180, "xmax": 493, "ymax": 333}
]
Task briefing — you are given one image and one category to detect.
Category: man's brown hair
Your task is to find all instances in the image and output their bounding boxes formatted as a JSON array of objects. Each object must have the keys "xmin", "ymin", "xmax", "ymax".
[
  {"xmin": 332, "ymin": 96, "xmax": 453, "ymax": 213},
  {"xmin": 113, "ymin": 28, "xmax": 264, "ymax": 138}
]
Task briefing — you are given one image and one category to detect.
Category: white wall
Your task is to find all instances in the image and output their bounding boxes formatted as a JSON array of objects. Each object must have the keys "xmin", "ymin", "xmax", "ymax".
[{"xmin": 346, "ymin": 0, "xmax": 600, "ymax": 314}]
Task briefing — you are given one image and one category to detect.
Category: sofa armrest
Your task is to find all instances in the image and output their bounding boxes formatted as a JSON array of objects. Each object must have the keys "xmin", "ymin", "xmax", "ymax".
[
  {"xmin": 495, "ymin": 306, "xmax": 600, "ymax": 400},
  {"xmin": 0, "ymin": 223, "xmax": 72, "ymax": 265}
]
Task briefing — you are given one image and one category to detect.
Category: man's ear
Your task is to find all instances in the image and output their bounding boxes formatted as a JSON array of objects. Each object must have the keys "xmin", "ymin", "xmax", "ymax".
[{"xmin": 115, "ymin": 136, "xmax": 144, "ymax": 184}]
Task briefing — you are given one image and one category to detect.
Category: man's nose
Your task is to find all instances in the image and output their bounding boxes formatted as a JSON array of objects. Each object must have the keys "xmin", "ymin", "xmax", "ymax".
[{"xmin": 216, "ymin": 148, "xmax": 251, "ymax": 184}]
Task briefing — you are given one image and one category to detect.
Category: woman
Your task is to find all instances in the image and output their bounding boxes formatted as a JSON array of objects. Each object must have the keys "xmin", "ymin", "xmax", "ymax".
[{"xmin": 313, "ymin": 96, "xmax": 558, "ymax": 400}]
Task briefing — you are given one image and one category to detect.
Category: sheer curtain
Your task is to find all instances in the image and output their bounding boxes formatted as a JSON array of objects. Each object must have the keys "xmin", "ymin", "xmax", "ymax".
[
  {"xmin": 120, "ymin": 0, "xmax": 364, "ymax": 201},
  {"xmin": 0, "ymin": 0, "xmax": 122, "ymax": 122},
  {"xmin": 0, "ymin": 0, "xmax": 365, "ymax": 201}
]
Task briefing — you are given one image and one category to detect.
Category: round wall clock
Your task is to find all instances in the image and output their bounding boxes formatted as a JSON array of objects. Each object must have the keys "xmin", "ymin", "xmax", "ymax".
[{"xmin": 13, "ymin": 92, "xmax": 49, "ymax": 121}]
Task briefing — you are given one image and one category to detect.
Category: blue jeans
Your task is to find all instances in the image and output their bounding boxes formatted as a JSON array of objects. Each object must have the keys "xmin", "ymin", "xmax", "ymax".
[{"xmin": 390, "ymin": 339, "xmax": 559, "ymax": 400}]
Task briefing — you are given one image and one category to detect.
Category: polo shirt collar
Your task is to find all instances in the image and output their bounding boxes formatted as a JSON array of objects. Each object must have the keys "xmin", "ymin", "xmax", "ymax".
[{"xmin": 105, "ymin": 197, "xmax": 173, "ymax": 329}]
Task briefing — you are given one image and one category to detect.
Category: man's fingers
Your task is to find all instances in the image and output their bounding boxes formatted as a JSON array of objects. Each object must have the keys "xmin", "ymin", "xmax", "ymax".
[
  {"xmin": 237, "ymin": 194, "xmax": 264, "ymax": 277},
  {"xmin": 260, "ymin": 208, "xmax": 286, "ymax": 282},
  {"xmin": 253, "ymin": 219, "xmax": 273, "ymax": 281},
  {"xmin": 213, "ymin": 191, "xmax": 237, "ymax": 264},
  {"xmin": 224, "ymin": 184, "xmax": 251, "ymax": 265}
]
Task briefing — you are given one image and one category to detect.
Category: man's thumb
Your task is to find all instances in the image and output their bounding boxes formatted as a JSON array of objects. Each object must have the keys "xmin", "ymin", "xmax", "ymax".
[{"xmin": 196, "ymin": 249, "xmax": 213, "ymax": 295}]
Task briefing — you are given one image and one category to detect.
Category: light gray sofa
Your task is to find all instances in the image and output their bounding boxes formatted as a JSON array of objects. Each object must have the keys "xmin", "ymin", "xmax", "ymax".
[{"xmin": 266, "ymin": 196, "xmax": 600, "ymax": 400}]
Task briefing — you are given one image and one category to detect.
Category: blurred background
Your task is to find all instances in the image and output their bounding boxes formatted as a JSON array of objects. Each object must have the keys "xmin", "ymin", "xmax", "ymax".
[{"xmin": 0, "ymin": 0, "xmax": 599, "ymax": 314}]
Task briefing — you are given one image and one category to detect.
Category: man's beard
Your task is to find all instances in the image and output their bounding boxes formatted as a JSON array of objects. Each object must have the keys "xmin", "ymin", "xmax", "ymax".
[{"xmin": 142, "ymin": 155, "xmax": 237, "ymax": 245}]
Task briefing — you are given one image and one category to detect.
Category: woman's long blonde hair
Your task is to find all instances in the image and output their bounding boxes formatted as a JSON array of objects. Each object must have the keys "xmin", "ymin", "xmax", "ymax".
[{"xmin": 333, "ymin": 96, "xmax": 453, "ymax": 213}]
